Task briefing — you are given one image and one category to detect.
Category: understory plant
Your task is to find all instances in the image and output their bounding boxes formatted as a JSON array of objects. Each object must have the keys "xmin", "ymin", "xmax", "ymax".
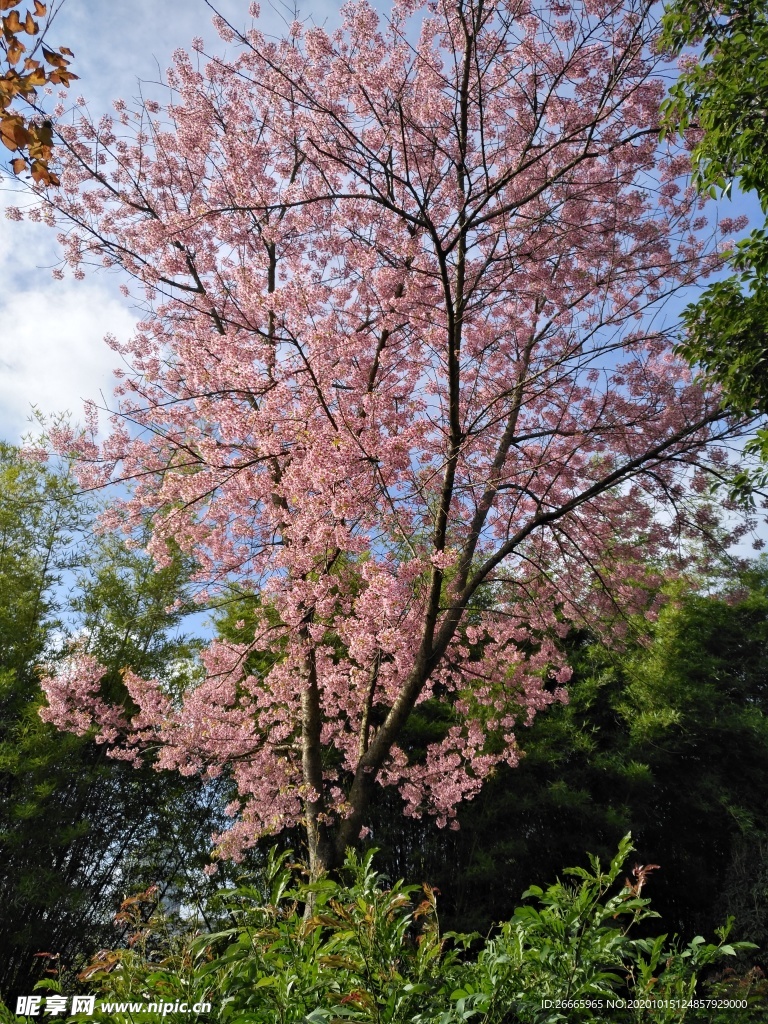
[{"xmin": 3, "ymin": 837, "xmax": 761, "ymax": 1024}]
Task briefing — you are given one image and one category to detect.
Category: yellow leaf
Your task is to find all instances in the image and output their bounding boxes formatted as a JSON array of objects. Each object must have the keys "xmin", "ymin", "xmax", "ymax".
[
  {"xmin": 6, "ymin": 36, "xmax": 25, "ymax": 63},
  {"xmin": 23, "ymin": 67, "xmax": 46, "ymax": 87}
]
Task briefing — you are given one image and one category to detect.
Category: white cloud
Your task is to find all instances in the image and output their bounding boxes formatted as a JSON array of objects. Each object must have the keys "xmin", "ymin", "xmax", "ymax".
[
  {"xmin": 0, "ymin": 208, "xmax": 135, "ymax": 440},
  {"xmin": 0, "ymin": 271, "xmax": 136, "ymax": 441}
]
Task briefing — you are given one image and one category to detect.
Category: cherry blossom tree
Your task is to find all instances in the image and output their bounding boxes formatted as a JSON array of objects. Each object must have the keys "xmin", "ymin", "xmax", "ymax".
[{"xmin": 30, "ymin": 0, "xmax": 748, "ymax": 876}]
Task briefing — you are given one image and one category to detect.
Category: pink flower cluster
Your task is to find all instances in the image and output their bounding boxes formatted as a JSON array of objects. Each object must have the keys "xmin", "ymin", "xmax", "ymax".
[{"xmin": 35, "ymin": 0, "xmax": 745, "ymax": 860}]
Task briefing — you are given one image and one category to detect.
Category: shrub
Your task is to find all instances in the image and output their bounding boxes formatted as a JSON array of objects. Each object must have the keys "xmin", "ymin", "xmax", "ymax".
[{"xmin": 4, "ymin": 837, "xmax": 762, "ymax": 1024}]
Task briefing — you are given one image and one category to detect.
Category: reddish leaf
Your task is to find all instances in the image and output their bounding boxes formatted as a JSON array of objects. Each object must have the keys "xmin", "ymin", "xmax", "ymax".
[
  {"xmin": 3, "ymin": 9, "xmax": 22, "ymax": 32},
  {"xmin": 41, "ymin": 44, "xmax": 68, "ymax": 68},
  {"xmin": 29, "ymin": 157, "xmax": 57, "ymax": 184},
  {"xmin": 0, "ymin": 115, "xmax": 29, "ymax": 149}
]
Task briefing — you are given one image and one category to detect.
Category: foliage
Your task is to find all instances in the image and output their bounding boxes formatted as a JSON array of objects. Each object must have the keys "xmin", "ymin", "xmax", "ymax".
[
  {"xmin": 370, "ymin": 565, "xmax": 768, "ymax": 948},
  {"xmin": 19, "ymin": 839, "xmax": 757, "ymax": 1024},
  {"xmin": 26, "ymin": 0, "xmax": 751, "ymax": 876},
  {"xmin": 660, "ymin": 0, "xmax": 768, "ymax": 482},
  {"xmin": 0, "ymin": 444, "xmax": 227, "ymax": 1003},
  {"xmin": 674, "ymin": 277, "xmax": 768, "ymax": 420},
  {"xmin": 0, "ymin": 442, "xmax": 96, "ymax": 995},
  {"xmin": 0, "ymin": 0, "xmax": 75, "ymax": 184},
  {"xmin": 65, "ymin": 884, "xmax": 213, "ymax": 1020},
  {"xmin": 660, "ymin": 1, "xmax": 768, "ymax": 201}
]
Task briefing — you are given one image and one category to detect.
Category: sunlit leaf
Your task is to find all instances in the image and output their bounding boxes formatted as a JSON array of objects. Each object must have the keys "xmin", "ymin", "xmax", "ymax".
[
  {"xmin": 3, "ymin": 9, "xmax": 23, "ymax": 32},
  {"xmin": 6, "ymin": 35, "xmax": 25, "ymax": 63}
]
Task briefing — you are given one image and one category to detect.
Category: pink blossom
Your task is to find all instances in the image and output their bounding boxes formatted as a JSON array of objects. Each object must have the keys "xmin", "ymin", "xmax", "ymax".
[{"xmin": 35, "ymin": 0, "xmax": 746, "ymax": 872}]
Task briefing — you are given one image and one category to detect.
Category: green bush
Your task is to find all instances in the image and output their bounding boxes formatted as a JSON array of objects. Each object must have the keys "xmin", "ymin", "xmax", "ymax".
[{"xmin": 3, "ymin": 837, "xmax": 763, "ymax": 1024}]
